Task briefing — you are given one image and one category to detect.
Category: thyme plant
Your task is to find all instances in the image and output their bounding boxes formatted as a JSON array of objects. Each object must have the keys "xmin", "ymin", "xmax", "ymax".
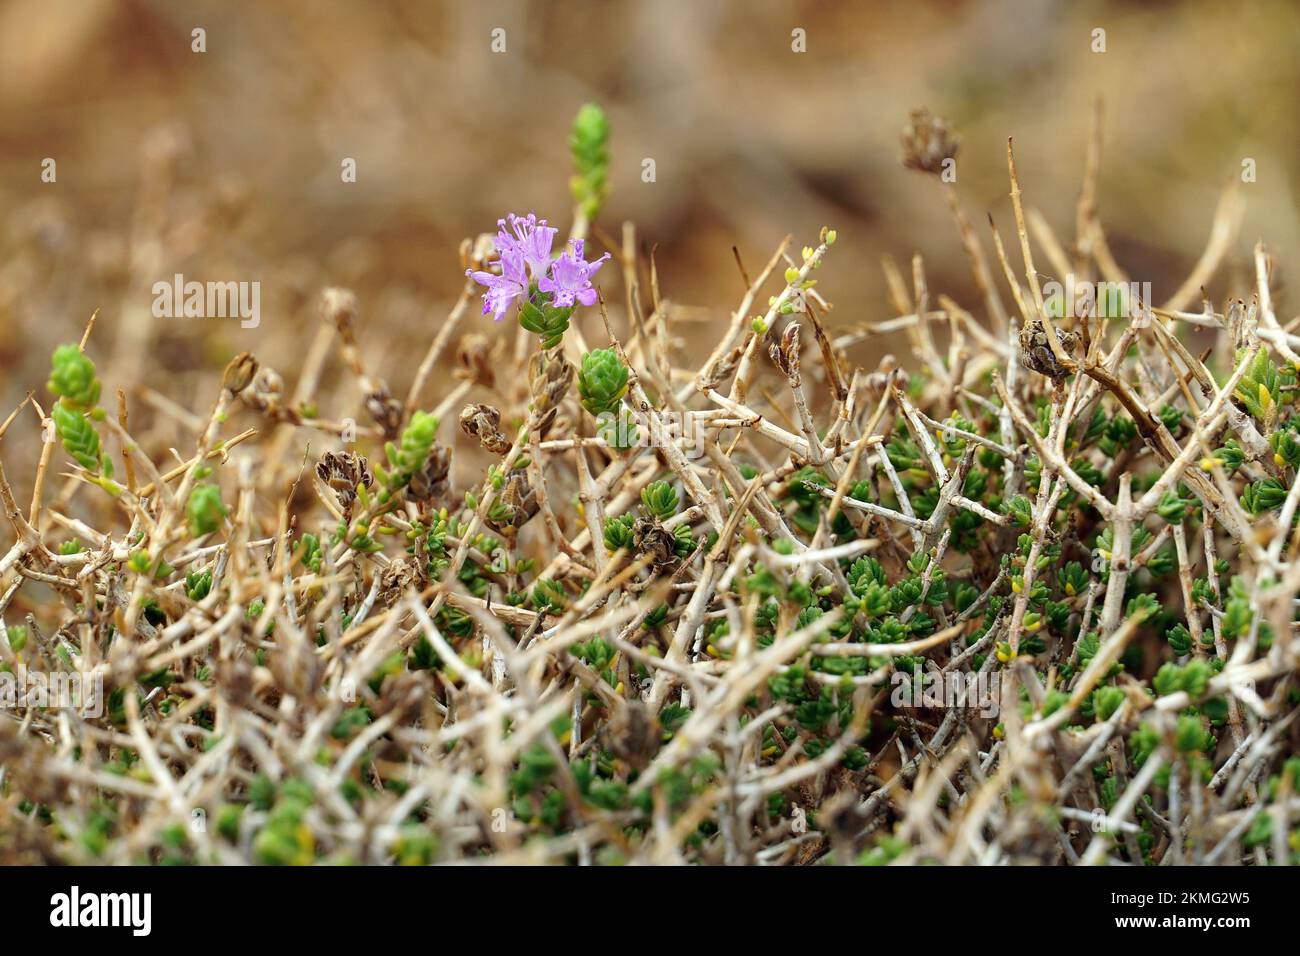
[{"xmin": 1, "ymin": 104, "xmax": 1297, "ymax": 867}]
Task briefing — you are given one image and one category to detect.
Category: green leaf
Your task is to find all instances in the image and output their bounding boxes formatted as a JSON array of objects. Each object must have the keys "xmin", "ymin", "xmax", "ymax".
[{"xmin": 51, "ymin": 402, "xmax": 102, "ymax": 471}]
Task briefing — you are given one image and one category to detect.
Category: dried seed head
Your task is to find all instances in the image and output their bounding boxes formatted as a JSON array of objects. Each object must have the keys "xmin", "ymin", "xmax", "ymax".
[
  {"xmin": 364, "ymin": 385, "xmax": 404, "ymax": 440},
  {"xmin": 460, "ymin": 403, "xmax": 510, "ymax": 455},
  {"xmin": 455, "ymin": 332, "xmax": 498, "ymax": 389},
  {"xmin": 254, "ymin": 366, "xmax": 283, "ymax": 400},
  {"xmin": 467, "ymin": 232, "xmax": 496, "ymax": 271},
  {"xmin": 320, "ymin": 287, "xmax": 359, "ymax": 341},
  {"xmin": 407, "ymin": 444, "xmax": 452, "ymax": 504},
  {"xmin": 238, "ymin": 364, "xmax": 284, "ymax": 413},
  {"xmin": 901, "ymin": 108, "xmax": 960, "ymax": 176},
  {"xmin": 1017, "ymin": 319, "xmax": 1079, "ymax": 381},
  {"xmin": 378, "ymin": 556, "xmax": 425, "ymax": 608},
  {"xmin": 484, "ymin": 468, "xmax": 538, "ymax": 537},
  {"xmin": 633, "ymin": 516, "xmax": 677, "ymax": 569},
  {"xmin": 528, "ymin": 350, "xmax": 574, "ymax": 434},
  {"xmin": 316, "ymin": 450, "xmax": 374, "ymax": 514},
  {"xmin": 221, "ymin": 351, "xmax": 259, "ymax": 394},
  {"xmin": 768, "ymin": 322, "xmax": 802, "ymax": 379}
]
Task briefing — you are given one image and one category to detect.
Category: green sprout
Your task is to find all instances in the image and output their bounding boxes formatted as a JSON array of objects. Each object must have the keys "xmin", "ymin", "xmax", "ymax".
[{"xmin": 570, "ymin": 103, "xmax": 610, "ymax": 223}]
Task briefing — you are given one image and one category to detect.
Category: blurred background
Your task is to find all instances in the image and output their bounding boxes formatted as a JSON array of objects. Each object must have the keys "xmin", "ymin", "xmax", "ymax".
[{"xmin": 0, "ymin": 0, "xmax": 1297, "ymax": 499}]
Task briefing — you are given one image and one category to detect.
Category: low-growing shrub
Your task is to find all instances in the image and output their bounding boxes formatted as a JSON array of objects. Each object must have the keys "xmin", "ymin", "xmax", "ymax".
[{"xmin": 0, "ymin": 105, "xmax": 1296, "ymax": 866}]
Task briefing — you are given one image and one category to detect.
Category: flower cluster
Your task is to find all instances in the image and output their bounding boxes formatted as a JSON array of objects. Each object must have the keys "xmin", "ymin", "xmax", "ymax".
[{"xmin": 467, "ymin": 212, "xmax": 610, "ymax": 325}]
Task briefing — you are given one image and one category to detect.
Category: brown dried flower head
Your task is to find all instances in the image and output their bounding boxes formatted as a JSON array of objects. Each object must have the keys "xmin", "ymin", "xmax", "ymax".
[
  {"xmin": 1018, "ymin": 319, "xmax": 1079, "ymax": 381},
  {"xmin": 483, "ymin": 468, "xmax": 538, "ymax": 537},
  {"xmin": 221, "ymin": 351, "xmax": 259, "ymax": 394},
  {"xmin": 316, "ymin": 450, "xmax": 374, "ymax": 514},
  {"xmin": 455, "ymin": 332, "xmax": 499, "ymax": 389},
  {"xmin": 768, "ymin": 322, "xmax": 802, "ymax": 380},
  {"xmin": 407, "ymin": 444, "xmax": 452, "ymax": 504},
  {"xmin": 378, "ymin": 556, "xmax": 425, "ymax": 608},
  {"xmin": 364, "ymin": 384, "xmax": 404, "ymax": 439},
  {"xmin": 460, "ymin": 402, "xmax": 511, "ymax": 455},
  {"xmin": 633, "ymin": 516, "xmax": 678, "ymax": 569},
  {"xmin": 528, "ymin": 350, "xmax": 574, "ymax": 435},
  {"xmin": 901, "ymin": 108, "xmax": 960, "ymax": 175},
  {"xmin": 320, "ymin": 287, "xmax": 359, "ymax": 341}
]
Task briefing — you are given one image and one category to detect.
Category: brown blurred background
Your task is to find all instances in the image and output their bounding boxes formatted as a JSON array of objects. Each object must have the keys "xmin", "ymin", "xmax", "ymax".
[{"xmin": 0, "ymin": 0, "xmax": 1298, "ymax": 495}]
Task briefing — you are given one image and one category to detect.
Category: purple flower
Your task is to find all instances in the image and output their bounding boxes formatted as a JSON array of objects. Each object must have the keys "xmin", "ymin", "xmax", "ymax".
[
  {"xmin": 539, "ymin": 239, "xmax": 610, "ymax": 308},
  {"xmin": 497, "ymin": 212, "xmax": 557, "ymax": 281},
  {"xmin": 466, "ymin": 246, "xmax": 528, "ymax": 321}
]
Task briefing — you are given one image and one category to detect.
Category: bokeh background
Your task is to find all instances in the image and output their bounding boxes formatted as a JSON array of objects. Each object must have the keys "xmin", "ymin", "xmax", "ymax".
[{"xmin": 0, "ymin": 0, "xmax": 1298, "ymax": 500}]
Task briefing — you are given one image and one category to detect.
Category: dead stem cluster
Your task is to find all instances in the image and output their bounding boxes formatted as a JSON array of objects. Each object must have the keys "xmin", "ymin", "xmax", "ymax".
[{"xmin": 1, "ymin": 105, "xmax": 1297, "ymax": 866}]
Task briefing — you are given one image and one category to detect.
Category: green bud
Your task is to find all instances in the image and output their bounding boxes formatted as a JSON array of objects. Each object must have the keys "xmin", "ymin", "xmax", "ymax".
[
  {"xmin": 387, "ymin": 411, "xmax": 440, "ymax": 491},
  {"xmin": 518, "ymin": 300, "xmax": 573, "ymax": 350},
  {"xmin": 641, "ymin": 480, "xmax": 679, "ymax": 520},
  {"xmin": 578, "ymin": 349, "xmax": 629, "ymax": 416},
  {"xmin": 532, "ymin": 578, "xmax": 567, "ymax": 613},
  {"xmin": 1180, "ymin": 658, "xmax": 1211, "ymax": 698},
  {"xmin": 1174, "ymin": 713, "xmax": 1209, "ymax": 753},
  {"xmin": 296, "ymin": 533, "xmax": 323, "ymax": 574},
  {"xmin": 1156, "ymin": 490, "xmax": 1190, "ymax": 524},
  {"xmin": 185, "ymin": 569, "xmax": 213, "ymax": 602},
  {"xmin": 1092, "ymin": 686, "xmax": 1123, "ymax": 717},
  {"xmin": 570, "ymin": 103, "xmax": 610, "ymax": 222},
  {"xmin": 603, "ymin": 514, "xmax": 634, "ymax": 551},
  {"xmin": 47, "ymin": 344, "xmax": 101, "ymax": 411},
  {"xmin": 187, "ymin": 483, "xmax": 227, "ymax": 537},
  {"xmin": 1166, "ymin": 624, "xmax": 1191, "ymax": 656},
  {"xmin": 6, "ymin": 625, "xmax": 28, "ymax": 653},
  {"xmin": 1005, "ymin": 494, "xmax": 1032, "ymax": 527},
  {"xmin": 51, "ymin": 402, "xmax": 102, "ymax": 472},
  {"xmin": 1094, "ymin": 686, "xmax": 1125, "ymax": 721}
]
